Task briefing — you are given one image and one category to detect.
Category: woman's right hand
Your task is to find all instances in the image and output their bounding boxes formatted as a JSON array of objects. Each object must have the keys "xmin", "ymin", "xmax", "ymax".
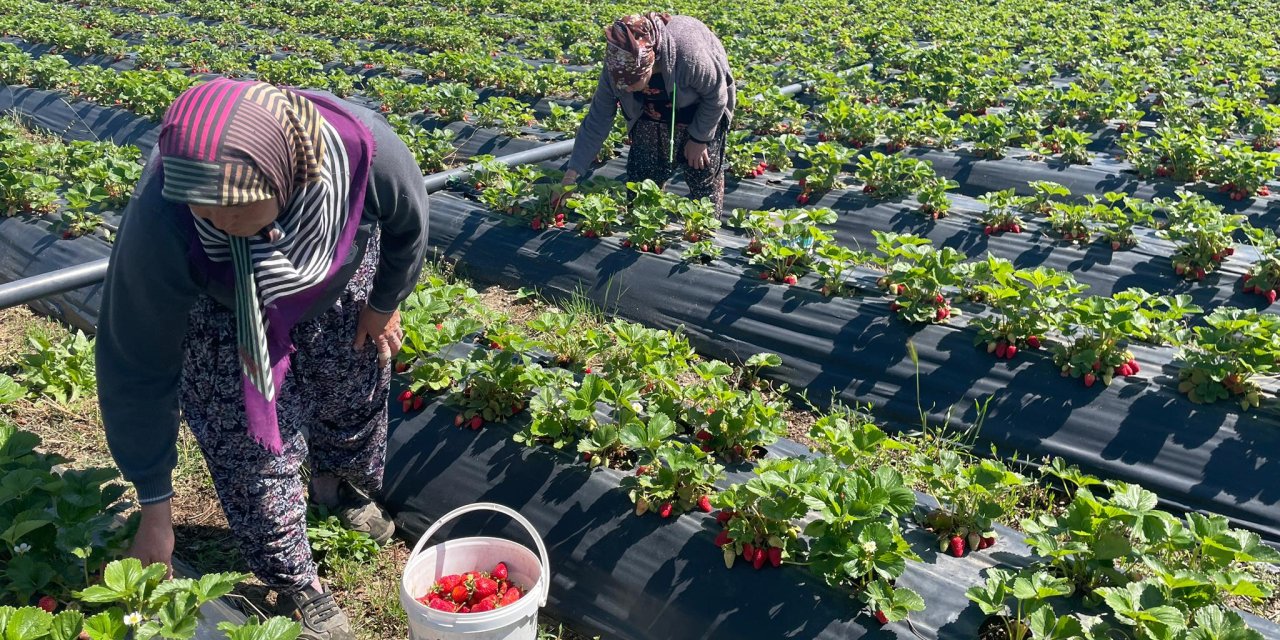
[
  {"xmin": 128, "ymin": 500, "xmax": 175, "ymax": 578},
  {"xmin": 552, "ymin": 170, "xmax": 579, "ymax": 209}
]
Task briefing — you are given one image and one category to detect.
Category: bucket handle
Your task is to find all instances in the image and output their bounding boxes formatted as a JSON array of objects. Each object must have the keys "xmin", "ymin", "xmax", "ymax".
[{"xmin": 409, "ymin": 502, "xmax": 551, "ymax": 607}]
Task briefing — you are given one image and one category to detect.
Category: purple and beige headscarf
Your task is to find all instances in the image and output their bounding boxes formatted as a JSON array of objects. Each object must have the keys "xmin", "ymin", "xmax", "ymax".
[
  {"xmin": 604, "ymin": 12, "xmax": 672, "ymax": 88},
  {"xmin": 157, "ymin": 78, "xmax": 374, "ymax": 453}
]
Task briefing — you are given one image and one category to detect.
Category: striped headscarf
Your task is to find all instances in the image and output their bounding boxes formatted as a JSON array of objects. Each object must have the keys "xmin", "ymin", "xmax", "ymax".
[{"xmin": 158, "ymin": 78, "xmax": 361, "ymax": 453}]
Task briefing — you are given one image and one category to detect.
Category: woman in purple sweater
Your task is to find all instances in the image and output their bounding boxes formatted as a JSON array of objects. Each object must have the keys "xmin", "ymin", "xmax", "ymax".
[
  {"xmin": 560, "ymin": 13, "xmax": 736, "ymax": 215},
  {"xmin": 96, "ymin": 78, "xmax": 429, "ymax": 640}
]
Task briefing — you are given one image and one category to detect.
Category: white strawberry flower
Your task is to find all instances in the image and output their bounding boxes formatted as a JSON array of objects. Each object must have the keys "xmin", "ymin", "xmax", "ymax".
[
  {"xmin": 124, "ymin": 612, "xmax": 143, "ymax": 627},
  {"xmin": 862, "ymin": 541, "xmax": 877, "ymax": 554},
  {"xmin": 631, "ymin": 402, "xmax": 644, "ymax": 413},
  {"xmin": 13, "ymin": 543, "xmax": 31, "ymax": 555}
]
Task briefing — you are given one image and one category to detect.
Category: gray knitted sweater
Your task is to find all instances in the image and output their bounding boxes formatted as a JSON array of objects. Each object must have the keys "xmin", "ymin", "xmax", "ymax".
[{"xmin": 566, "ymin": 15, "xmax": 736, "ymax": 176}]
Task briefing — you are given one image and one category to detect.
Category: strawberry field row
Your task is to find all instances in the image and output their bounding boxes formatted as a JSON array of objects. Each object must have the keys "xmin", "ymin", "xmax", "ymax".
[{"xmin": 371, "ymin": 267, "xmax": 1280, "ymax": 639}]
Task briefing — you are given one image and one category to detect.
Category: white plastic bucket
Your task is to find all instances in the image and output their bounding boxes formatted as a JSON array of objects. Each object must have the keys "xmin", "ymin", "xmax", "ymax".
[{"xmin": 399, "ymin": 503, "xmax": 550, "ymax": 640}]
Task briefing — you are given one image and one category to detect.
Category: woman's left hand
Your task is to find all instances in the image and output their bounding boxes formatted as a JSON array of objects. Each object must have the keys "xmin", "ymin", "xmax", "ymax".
[
  {"xmin": 685, "ymin": 141, "xmax": 710, "ymax": 169},
  {"xmin": 353, "ymin": 306, "xmax": 402, "ymax": 368}
]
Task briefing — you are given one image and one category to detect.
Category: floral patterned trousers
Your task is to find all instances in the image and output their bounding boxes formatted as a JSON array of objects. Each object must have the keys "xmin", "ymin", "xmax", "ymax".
[{"xmin": 626, "ymin": 118, "xmax": 728, "ymax": 216}]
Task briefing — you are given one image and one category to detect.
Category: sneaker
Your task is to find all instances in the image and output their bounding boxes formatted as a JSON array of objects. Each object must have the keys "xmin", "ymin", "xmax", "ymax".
[
  {"xmin": 313, "ymin": 480, "xmax": 396, "ymax": 545},
  {"xmin": 282, "ymin": 585, "xmax": 353, "ymax": 640}
]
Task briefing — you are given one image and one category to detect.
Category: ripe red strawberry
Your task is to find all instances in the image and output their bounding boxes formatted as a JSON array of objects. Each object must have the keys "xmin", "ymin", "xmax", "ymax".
[
  {"xmin": 492, "ymin": 562, "xmax": 508, "ymax": 581},
  {"xmin": 981, "ymin": 536, "xmax": 997, "ymax": 549},
  {"xmin": 934, "ymin": 293, "xmax": 945, "ymax": 305},
  {"xmin": 654, "ymin": 246, "xmax": 664, "ymax": 255},
  {"xmin": 1116, "ymin": 363, "xmax": 1131, "ymax": 377},
  {"xmin": 397, "ymin": 392, "xmax": 411, "ymax": 405},
  {"xmin": 949, "ymin": 535, "xmax": 966, "ymax": 557},
  {"xmin": 474, "ymin": 577, "xmax": 499, "ymax": 598},
  {"xmin": 37, "ymin": 596, "xmax": 56, "ymax": 613},
  {"xmin": 435, "ymin": 323, "xmax": 444, "ymax": 331},
  {"xmin": 752, "ymin": 547, "xmax": 766, "ymax": 570},
  {"xmin": 500, "ymin": 587, "xmax": 521, "ymax": 606},
  {"xmin": 1269, "ymin": 290, "xmax": 1278, "ymax": 304},
  {"xmin": 1111, "ymin": 240, "xmax": 1122, "ymax": 251},
  {"xmin": 697, "ymin": 495, "xmax": 713, "ymax": 513},
  {"xmin": 935, "ymin": 307, "xmax": 949, "ymax": 321},
  {"xmin": 451, "ymin": 585, "xmax": 470, "ymax": 603},
  {"xmin": 768, "ymin": 546, "xmax": 782, "ymax": 567},
  {"xmin": 984, "ymin": 225, "xmax": 993, "ymax": 236},
  {"xmin": 413, "ymin": 396, "xmax": 424, "ymax": 410},
  {"xmin": 1005, "ymin": 345, "xmax": 1018, "ymax": 359},
  {"xmin": 1175, "ymin": 264, "xmax": 1186, "ymax": 275},
  {"xmin": 1083, "ymin": 372, "xmax": 1097, "ymax": 388},
  {"xmin": 743, "ymin": 543, "xmax": 755, "ymax": 561},
  {"xmin": 454, "ymin": 414, "xmax": 465, "ymax": 427},
  {"xmin": 639, "ymin": 244, "xmax": 649, "ymax": 252},
  {"xmin": 1092, "ymin": 360, "xmax": 1102, "ymax": 371},
  {"xmin": 714, "ymin": 529, "xmax": 732, "ymax": 547},
  {"xmin": 1010, "ymin": 224, "xmax": 1022, "ymax": 234},
  {"xmin": 1129, "ymin": 359, "xmax": 1140, "ymax": 373},
  {"xmin": 995, "ymin": 342, "xmax": 1008, "ymax": 359},
  {"xmin": 658, "ymin": 502, "xmax": 673, "ymax": 518},
  {"xmin": 581, "ymin": 452, "xmax": 592, "ymax": 463},
  {"xmin": 695, "ymin": 430, "xmax": 712, "ymax": 441},
  {"xmin": 531, "ymin": 219, "xmax": 543, "ymax": 231},
  {"xmin": 469, "ymin": 416, "xmax": 483, "ymax": 430},
  {"xmin": 554, "ymin": 213, "xmax": 565, "ymax": 223},
  {"xmin": 635, "ymin": 465, "xmax": 649, "ymax": 475},
  {"xmin": 395, "ymin": 362, "xmax": 409, "ymax": 373},
  {"xmin": 716, "ymin": 509, "xmax": 734, "ymax": 524},
  {"xmin": 890, "ymin": 302, "xmax": 901, "ymax": 312},
  {"xmin": 873, "ymin": 610, "xmax": 890, "ymax": 625},
  {"xmin": 428, "ymin": 598, "xmax": 457, "ymax": 612},
  {"xmin": 437, "ymin": 574, "xmax": 463, "ymax": 592},
  {"xmin": 797, "ymin": 194, "xmax": 810, "ymax": 205},
  {"xmin": 783, "ymin": 275, "xmax": 798, "ymax": 285},
  {"xmin": 1027, "ymin": 335, "xmax": 1041, "ymax": 349},
  {"xmin": 621, "ymin": 239, "xmax": 632, "ymax": 248},
  {"xmin": 472, "ymin": 595, "xmax": 499, "ymax": 612},
  {"xmin": 1195, "ymin": 268, "xmax": 1206, "ymax": 280},
  {"xmin": 402, "ymin": 399, "xmax": 413, "ymax": 413}
]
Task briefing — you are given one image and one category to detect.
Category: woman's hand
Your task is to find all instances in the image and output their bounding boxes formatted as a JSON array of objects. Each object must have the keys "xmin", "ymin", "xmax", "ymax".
[
  {"xmin": 128, "ymin": 501, "xmax": 175, "ymax": 578},
  {"xmin": 353, "ymin": 306, "xmax": 402, "ymax": 368},
  {"xmin": 552, "ymin": 170, "xmax": 579, "ymax": 210},
  {"xmin": 685, "ymin": 141, "xmax": 710, "ymax": 169}
]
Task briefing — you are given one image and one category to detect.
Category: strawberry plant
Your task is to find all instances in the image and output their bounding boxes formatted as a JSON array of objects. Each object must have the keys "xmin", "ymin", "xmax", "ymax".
[
  {"xmin": 853, "ymin": 151, "xmax": 936, "ymax": 199},
  {"xmin": 446, "ymin": 348, "xmax": 549, "ymax": 428},
  {"xmin": 1021, "ymin": 181, "xmax": 1070, "ymax": 216},
  {"xmin": 760, "ymin": 133, "xmax": 802, "ymax": 172},
  {"xmin": 621, "ymin": 441, "xmax": 723, "ymax": 519},
  {"xmin": 684, "ymin": 379, "xmax": 787, "ymax": 463},
  {"xmin": 1209, "ymin": 141, "xmax": 1277, "ymax": 200},
  {"xmin": 1045, "ymin": 201, "xmax": 1098, "ymax": 245},
  {"xmin": 1155, "ymin": 193, "xmax": 1244, "ymax": 280},
  {"xmin": 971, "ymin": 260, "xmax": 1084, "ymax": 359},
  {"xmin": 1097, "ymin": 195, "xmax": 1156, "ymax": 251},
  {"xmin": 1130, "ymin": 124, "xmax": 1214, "ymax": 182},
  {"xmin": 1038, "ymin": 126, "xmax": 1092, "ymax": 164},
  {"xmin": 542, "ymin": 103, "xmax": 583, "ymax": 133},
  {"xmin": 564, "ymin": 192, "xmax": 621, "ymax": 239},
  {"xmin": 814, "ymin": 242, "xmax": 866, "ymax": 297},
  {"xmin": 961, "ymin": 112, "xmax": 1011, "ymax": 159},
  {"xmin": 1053, "ymin": 290, "xmax": 1201, "ymax": 388},
  {"xmin": 58, "ymin": 182, "xmax": 108, "ymax": 238},
  {"xmin": 802, "ymin": 459, "xmax": 920, "ymax": 601},
  {"xmin": 976, "ymin": 189, "xmax": 1025, "ymax": 235},
  {"xmin": 597, "ymin": 321, "xmax": 695, "ymax": 386},
  {"xmin": 711, "ymin": 459, "xmax": 809, "ymax": 571},
  {"xmin": 874, "ymin": 231, "xmax": 965, "ymax": 323},
  {"xmin": 387, "ymin": 114, "xmax": 456, "ymax": 173},
  {"xmin": 673, "ymin": 197, "xmax": 720, "ymax": 243},
  {"xmin": 815, "ymin": 98, "xmax": 885, "ymax": 148},
  {"xmin": 473, "ymin": 97, "xmax": 536, "ymax": 137},
  {"xmin": 526, "ymin": 310, "xmax": 600, "ymax": 367},
  {"xmin": 965, "ymin": 569, "xmax": 1078, "ymax": 640},
  {"xmin": 15, "ymin": 327, "xmax": 95, "ymax": 404},
  {"xmin": 1176, "ymin": 308, "xmax": 1280, "ymax": 408},
  {"xmin": 1242, "ymin": 227, "xmax": 1280, "ymax": 303},
  {"xmin": 863, "ymin": 580, "xmax": 926, "ymax": 625},
  {"xmin": 519, "ymin": 374, "xmax": 614, "ymax": 450},
  {"xmin": 915, "ymin": 177, "xmax": 957, "ymax": 219},
  {"xmin": 71, "ymin": 558, "xmax": 300, "ymax": 640},
  {"xmin": 914, "ymin": 450, "xmax": 1027, "ymax": 556},
  {"xmin": 749, "ymin": 208, "xmax": 836, "ymax": 283},
  {"xmin": 1245, "ymin": 103, "xmax": 1280, "ymax": 150},
  {"xmin": 794, "ymin": 142, "xmax": 853, "ymax": 203},
  {"xmin": 725, "ymin": 131, "xmax": 764, "ymax": 179},
  {"xmin": 683, "ymin": 239, "xmax": 722, "ymax": 265}
]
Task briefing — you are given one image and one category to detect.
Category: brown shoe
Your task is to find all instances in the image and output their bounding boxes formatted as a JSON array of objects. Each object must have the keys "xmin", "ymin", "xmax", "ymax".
[{"xmin": 282, "ymin": 585, "xmax": 354, "ymax": 640}]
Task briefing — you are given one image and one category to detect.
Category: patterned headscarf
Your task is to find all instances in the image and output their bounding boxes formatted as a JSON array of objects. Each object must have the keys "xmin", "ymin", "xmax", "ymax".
[
  {"xmin": 158, "ymin": 78, "xmax": 357, "ymax": 452},
  {"xmin": 604, "ymin": 12, "xmax": 671, "ymax": 88}
]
